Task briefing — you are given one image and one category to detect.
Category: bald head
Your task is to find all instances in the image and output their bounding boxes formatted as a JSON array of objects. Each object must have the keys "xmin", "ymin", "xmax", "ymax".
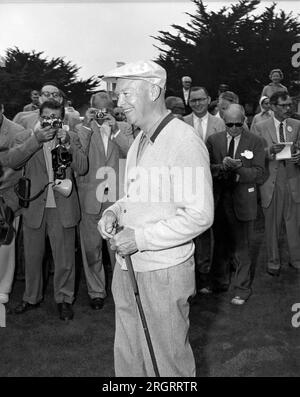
[
  {"xmin": 223, "ymin": 104, "xmax": 245, "ymax": 121},
  {"xmin": 90, "ymin": 91, "xmax": 114, "ymax": 110},
  {"xmin": 224, "ymin": 104, "xmax": 245, "ymax": 137}
]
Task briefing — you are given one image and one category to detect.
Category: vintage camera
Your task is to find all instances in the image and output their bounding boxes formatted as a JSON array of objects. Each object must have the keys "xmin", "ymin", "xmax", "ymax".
[
  {"xmin": 51, "ymin": 139, "xmax": 72, "ymax": 180},
  {"xmin": 41, "ymin": 116, "xmax": 63, "ymax": 129},
  {"xmin": 94, "ymin": 108, "xmax": 108, "ymax": 122}
]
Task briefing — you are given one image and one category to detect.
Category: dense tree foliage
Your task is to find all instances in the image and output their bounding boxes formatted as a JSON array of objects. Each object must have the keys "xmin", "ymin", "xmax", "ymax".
[
  {"xmin": 0, "ymin": 47, "xmax": 99, "ymax": 118},
  {"xmin": 153, "ymin": 0, "xmax": 300, "ymax": 106}
]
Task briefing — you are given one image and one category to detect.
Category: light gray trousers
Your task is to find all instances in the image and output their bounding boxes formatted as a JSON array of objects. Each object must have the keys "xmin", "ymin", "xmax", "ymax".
[{"xmin": 112, "ymin": 257, "xmax": 196, "ymax": 377}]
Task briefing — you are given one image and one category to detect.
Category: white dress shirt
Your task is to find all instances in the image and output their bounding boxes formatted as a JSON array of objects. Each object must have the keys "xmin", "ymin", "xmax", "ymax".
[
  {"xmin": 273, "ymin": 117, "xmax": 287, "ymax": 142},
  {"xmin": 193, "ymin": 112, "xmax": 209, "ymax": 141},
  {"xmin": 183, "ymin": 88, "xmax": 190, "ymax": 105},
  {"xmin": 226, "ymin": 132, "xmax": 241, "ymax": 158}
]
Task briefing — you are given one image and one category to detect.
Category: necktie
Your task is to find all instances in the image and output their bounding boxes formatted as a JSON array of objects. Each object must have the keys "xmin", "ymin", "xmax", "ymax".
[
  {"xmin": 197, "ymin": 118, "xmax": 204, "ymax": 140},
  {"xmin": 136, "ymin": 132, "xmax": 148, "ymax": 164},
  {"xmin": 228, "ymin": 136, "xmax": 235, "ymax": 158},
  {"xmin": 279, "ymin": 122, "xmax": 285, "ymax": 142}
]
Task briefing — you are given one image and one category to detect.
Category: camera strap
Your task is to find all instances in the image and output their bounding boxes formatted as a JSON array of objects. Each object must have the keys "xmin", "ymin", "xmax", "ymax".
[{"xmin": 14, "ymin": 180, "xmax": 52, "ymax": 203}]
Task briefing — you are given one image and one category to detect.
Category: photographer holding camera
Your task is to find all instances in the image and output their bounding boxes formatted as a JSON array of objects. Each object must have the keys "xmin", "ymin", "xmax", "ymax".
[
  {"xmin": 76, "ymin": 91, "xmax": 133, "ymax": 311},
  {"xmin": 7, "ymin": 101, "xmax": 88, "ymax": 321}
]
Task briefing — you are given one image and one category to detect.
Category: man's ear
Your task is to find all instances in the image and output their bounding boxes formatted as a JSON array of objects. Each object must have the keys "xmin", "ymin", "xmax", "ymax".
[
  {"xmin": 208, "ymin": 96, "xmax": 211, "ymax": 106},
  {"xmin": 149, "ymin": 85, "xmax": 161, "ymax": 102}
]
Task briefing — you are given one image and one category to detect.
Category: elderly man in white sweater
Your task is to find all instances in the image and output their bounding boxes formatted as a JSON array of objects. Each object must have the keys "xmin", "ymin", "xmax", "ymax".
[{"xmin": 98, "ymin": 60, "xmax": 214, "ymax": 377}]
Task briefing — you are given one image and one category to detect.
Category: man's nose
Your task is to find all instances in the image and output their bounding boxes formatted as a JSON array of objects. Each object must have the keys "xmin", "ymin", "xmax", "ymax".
[{"xmin": 117, "ymin": 95, "xmax": 124, "ymax": 108}]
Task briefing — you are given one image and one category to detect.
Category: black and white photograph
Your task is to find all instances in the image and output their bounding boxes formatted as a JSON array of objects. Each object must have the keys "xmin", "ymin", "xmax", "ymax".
[{"xmin": 0, "ymin": 0, "xmax": 300, "ymax": 384}]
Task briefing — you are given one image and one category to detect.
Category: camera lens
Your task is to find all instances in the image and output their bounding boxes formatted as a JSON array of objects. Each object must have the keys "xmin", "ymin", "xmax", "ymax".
[{"xmin": 41, "ymin": 120, "xmax": 51, "ymax": 128}]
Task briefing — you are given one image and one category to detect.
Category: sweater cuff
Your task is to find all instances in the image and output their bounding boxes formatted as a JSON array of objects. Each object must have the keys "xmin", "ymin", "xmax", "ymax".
[
  {"xmin": 103, "ymin": 205, "xmax": 121, "ymax": 221},
  {"xmin": 135, "ymin": 228, "xmax": 148, "ymax": 252}
]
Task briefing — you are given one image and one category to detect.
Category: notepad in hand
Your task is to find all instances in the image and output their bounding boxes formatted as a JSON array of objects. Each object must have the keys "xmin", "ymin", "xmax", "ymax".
[{"xmin": 275, "ymin": 142, "xmax": 293, "ymax": 160}]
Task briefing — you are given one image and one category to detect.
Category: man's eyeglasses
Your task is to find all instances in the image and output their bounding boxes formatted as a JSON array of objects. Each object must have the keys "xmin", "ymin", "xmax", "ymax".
[
  {"xmin": 41, "ymin": 91, "xmax": 61, "ymax": 99},
  {"xmin": 225, "ymin": 122, "xmax": 243, "ymax": 128},
  {"xmin": 276, "ymin": 103, "xmax": 292, "ymax": 109},
  {"xmin": 189, "ymin": 97, "xmax": 208, "ymax": 104}
]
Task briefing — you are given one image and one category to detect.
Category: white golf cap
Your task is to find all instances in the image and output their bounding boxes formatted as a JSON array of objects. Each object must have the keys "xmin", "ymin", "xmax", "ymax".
[{"xmin": 102, "ymin": 60, "xmax": 167, "ymax": 89}]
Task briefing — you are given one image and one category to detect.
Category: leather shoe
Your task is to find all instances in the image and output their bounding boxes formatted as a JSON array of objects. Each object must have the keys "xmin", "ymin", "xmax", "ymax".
[
  {"xmin": 90, "ymin": 297, "xmax": 104, "ymax": 310},
  {"xmin": 14, "ymin": 301, "xmax": 40, "ymax": 314},
  {"xmin": 231, "ymin": 296, "xmax": 246, "ymax": 305},
  {"xmin": 289, "ymin": 263, "xmax": 300, "ymax": 273},
  {"xmin": 267, "ymin": 268, "xmax": 280, "ymax": 277},
  {"xmin": 57, "ymin": 302, "xmax": 74, "ymax": 321}
]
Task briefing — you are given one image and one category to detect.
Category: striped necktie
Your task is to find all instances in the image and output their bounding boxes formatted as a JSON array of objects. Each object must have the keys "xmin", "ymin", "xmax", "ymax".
[{"xmin": 279, "ymin": 122, "xmax": 285, "ymax": 142}]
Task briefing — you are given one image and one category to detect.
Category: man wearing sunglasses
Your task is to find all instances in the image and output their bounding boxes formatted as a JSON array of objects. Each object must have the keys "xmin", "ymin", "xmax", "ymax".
[
  {"xmin": 206, "ymin": 104, "xmax": 265, "ymax": 305},
  {"xmin": 253, "ymin": 91, "xmax": 300, "ymax": 276},
  {"xmin": 184, "ymin": 86, "xmax": 224, "ymax": 294}
]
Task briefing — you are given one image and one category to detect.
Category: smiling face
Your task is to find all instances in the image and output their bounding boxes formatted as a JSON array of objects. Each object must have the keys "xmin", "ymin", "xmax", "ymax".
[
  {"xmin": 116, "ymin": 79, "xmax": 152, "ymax": 128},
  {"xmin": 189, "ymin": 88, "xmax": 210, "ymax": 118},
  {"xmin": 270, "ymin": 71, "xmax": 282, "ymax": 84}
]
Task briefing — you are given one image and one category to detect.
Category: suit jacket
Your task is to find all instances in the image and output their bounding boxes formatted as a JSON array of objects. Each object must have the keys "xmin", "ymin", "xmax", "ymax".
[
  {"xmin": 183, "ymin": 112, "xmax": 225, "ymax": 142},
  {"xmin": 0, "ymin": 116, "xmax": 26, "ymax": 211},
  {"xmin": 206, "ymin": 129, "xmax": 266, "ymax": 221},
  {"xmin": 13, "ymin": 109, "xmax": 39, "ymax": 127},
  {"xmin": 252, "ymin": 117, "xmax": 300, "ymax": 208},
  {"xmin": 6, "ymin": 129, "xmax": 88, "ymax": 229},
  {"xmin": 76, "ymin": 120, "xmax": 134, "ymax": 214},
  {"xmin": 175, "ymin": 89, "xmax": 192, "ymax": 115}
]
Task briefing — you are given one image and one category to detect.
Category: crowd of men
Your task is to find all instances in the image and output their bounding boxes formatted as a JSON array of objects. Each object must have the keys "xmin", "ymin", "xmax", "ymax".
[{"xmin": 0, "ymin": 61, "xmax": 300, "ymax": 377}]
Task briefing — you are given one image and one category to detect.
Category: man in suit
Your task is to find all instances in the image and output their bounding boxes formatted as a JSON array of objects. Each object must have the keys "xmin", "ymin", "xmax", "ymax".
[
  {"xmin": 76, "ymin": 92, "xmax": 133, "ymax": 310},
  {"xmin": 253, "ymin": 91, "xmax": 300, "ymax": 276},
  {"xmin": 7, "ymin": 101, "xmax": 88, "ymax": 320},
  {"xmin": 0, "ymin": 103, "xmax": 25, "ymax": 311},
  {"xmin": 177, "ymin": 76, "xmax": 192, "ymax": 115},
  {"xmin": 184, "ymin": 86, "xmax": 225, "ymax": 140},
  {"xmin": 206, "ymin": 104, "xmax": 265, "ymax": 304},
  {"xmin": 184, "ymin": 86, "xmax": 224, "ymax": 293},
  {"xmin": 13, "ymin": 83, "xmax": 65, "ymax": 281}
]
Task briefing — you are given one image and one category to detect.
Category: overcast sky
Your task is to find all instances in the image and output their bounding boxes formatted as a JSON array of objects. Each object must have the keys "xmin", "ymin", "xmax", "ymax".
[{"xmin": 1, "ymin": 0, "xmax": 299, "ymax": 84}]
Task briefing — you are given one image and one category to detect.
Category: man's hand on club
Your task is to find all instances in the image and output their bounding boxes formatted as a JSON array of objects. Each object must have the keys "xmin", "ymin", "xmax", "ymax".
[
  {"xmin": 109, "ymin": 227, "xmax": 138, "ymax": 256},
  {"xmin": 97, "ymin": 210, "xmax": 118, "ymax": 240}
]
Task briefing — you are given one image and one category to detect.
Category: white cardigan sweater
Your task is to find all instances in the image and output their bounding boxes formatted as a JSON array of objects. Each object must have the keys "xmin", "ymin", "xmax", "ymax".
[{"xmin": 106, "ymin": 116, "xmax": 214, "ymax": 272}]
